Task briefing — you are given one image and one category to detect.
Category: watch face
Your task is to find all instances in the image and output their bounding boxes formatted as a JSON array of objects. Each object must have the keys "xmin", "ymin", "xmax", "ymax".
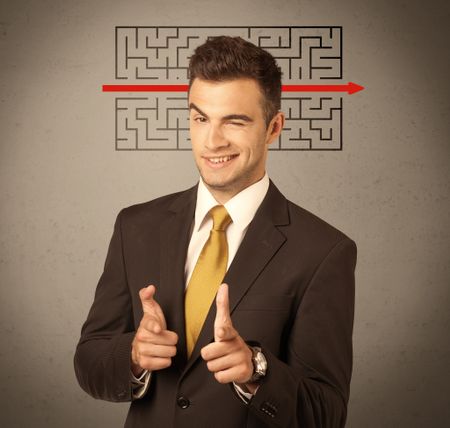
[
  {"xmin": 258, "ymin": 353, "xmax": 268, "ymax": 371},
  {"xmin": 253, "ymin": 349, "xmax": 267, "ymax": 375}
]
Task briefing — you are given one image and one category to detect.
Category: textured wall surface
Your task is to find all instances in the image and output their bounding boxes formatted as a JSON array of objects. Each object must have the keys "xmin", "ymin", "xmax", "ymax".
[{"xmin": 1, "ymin": 0, "xmax": 449, "ymax": 427}]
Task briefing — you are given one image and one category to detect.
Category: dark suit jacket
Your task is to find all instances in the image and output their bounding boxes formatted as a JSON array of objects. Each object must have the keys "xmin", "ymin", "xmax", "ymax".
[{"xmin": 74, "ymin": 180, "xmax": 357, "ymax": 428}]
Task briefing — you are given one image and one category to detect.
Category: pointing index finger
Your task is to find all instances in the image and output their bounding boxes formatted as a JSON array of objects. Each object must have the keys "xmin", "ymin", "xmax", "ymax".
[
  {"xmin": 139, "ymin": 285, "xmax": 167, "ymax": 330},
  {"xmin": 139, "ymin": 285, "xmax": 156, "ymax": 310},
  {"xmin": 214, "ymin": 283, "xmax": 237, "ymax": 341},
  {"xmin": 215, "ymin": 283, "xmax": 231, "ymax": 325}
]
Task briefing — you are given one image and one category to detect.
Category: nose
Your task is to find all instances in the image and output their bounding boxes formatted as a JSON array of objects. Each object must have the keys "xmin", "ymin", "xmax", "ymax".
[{"xmin": 205, "ymin": 124, "xmax": 229, "ymax": 150}]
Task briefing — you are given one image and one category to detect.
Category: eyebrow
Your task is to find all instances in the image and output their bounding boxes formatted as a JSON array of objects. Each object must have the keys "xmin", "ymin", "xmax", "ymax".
[{"xmin": 189, "ymin": 103, "xmax": 254, "ymax": 123}]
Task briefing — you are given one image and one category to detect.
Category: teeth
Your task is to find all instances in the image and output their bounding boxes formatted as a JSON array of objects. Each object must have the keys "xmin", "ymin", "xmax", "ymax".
[{"xmin": 209, "ymin": 156, "xmax": 234, "ymax": 164}]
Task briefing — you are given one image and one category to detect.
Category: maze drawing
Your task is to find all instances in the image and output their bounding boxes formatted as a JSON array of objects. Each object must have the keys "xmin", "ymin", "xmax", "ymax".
[
  {"xmin": 116, "ymin": 96, "xmax": 190, "ymax": 150},
  {"xmin": 112, "ymin": 26, "xmax": 344, "ymax": 151},
  {"xmin": 115, "ymin": 95, "xmax": 342, "ymax": 151}
]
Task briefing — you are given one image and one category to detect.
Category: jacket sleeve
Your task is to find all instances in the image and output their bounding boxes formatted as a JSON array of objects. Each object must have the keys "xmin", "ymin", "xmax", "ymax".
[
  {"xmin": 248, "ymin": 238, "xmax": 357, "ymax": 428},
  {"xmin": 74, "ymin": 210, "xmax": 136, "ymax": 402}
]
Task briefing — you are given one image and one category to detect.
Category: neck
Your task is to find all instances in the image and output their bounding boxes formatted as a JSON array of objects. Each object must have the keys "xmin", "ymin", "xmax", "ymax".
[
  {"xmin": 206, "ymin": 187, "xmax": 234, "ymax": 205},
  {"xmin": 203, "ymin": 173, "xmax": 266, "ymax": 205}
]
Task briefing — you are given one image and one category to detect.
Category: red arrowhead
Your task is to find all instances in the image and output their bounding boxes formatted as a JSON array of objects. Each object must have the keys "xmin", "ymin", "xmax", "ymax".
[{"xmin": 348, "ymin": 82, "xmax": 364, "ymax": 94}]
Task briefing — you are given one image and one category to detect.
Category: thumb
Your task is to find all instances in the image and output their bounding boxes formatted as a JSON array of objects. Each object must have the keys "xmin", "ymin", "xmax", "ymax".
[
  {"xmin": 214, "ymin": 283, "xmax": 237, "ymax": 342},
  {"xmin": 139, "ymin": 285, "xmax": 167, "ymax": 330}
]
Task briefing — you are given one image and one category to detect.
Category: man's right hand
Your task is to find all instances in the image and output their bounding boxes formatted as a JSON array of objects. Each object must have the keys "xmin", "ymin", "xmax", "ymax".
[{"xmin": 131, "ymin": 285, "xmax": 178, "ymax": 377}]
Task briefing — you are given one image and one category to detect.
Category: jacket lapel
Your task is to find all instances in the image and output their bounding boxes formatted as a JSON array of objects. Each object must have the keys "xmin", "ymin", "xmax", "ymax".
[
  {"xmin": 159, "ymin": 185, "xmax": 197, "ymax": 371},
  {"xmin": 181, "ymin": 181, "xmax": 290, "ymax": 376}
]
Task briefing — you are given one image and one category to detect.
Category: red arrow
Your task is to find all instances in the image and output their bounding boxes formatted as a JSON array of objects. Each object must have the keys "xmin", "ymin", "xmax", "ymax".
[
  {"xmin": 102, "ymin": 84, "xmax": 189, "ymax": 92},
  {"xmin": 102, "ymin": 82, "xmax": 364, "ymax": 94},
  {"xmin": 282, "ymin": 82, "xmax": 364, "ymax": 94}
]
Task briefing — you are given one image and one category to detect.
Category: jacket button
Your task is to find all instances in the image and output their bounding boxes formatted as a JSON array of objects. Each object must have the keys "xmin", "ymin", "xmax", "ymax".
[{"xmin": 177, "ymin": 396, "xmax": 190, "ymax": 409}]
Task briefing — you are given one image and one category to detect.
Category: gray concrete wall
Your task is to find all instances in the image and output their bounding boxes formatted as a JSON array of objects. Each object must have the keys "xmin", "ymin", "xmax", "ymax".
[{"xmin": 1, "ymin": 0, "xmax": 449, "ymax": 426}]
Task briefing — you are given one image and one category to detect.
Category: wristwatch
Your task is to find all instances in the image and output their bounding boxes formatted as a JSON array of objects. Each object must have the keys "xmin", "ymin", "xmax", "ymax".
[{"xmin": 247, "ymin": 346, "xmax": 267, "ymax": 383}]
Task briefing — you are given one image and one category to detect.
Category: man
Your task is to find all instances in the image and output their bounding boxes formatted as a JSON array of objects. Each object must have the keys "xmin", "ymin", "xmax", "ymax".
[{"xmin": 74, "ymin": 36, "xmax": 357, "ymax": 428}]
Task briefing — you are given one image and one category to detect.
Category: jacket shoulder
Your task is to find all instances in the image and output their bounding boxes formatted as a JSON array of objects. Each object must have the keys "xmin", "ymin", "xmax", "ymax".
[
  {"xmin": 285, "ymin": 199, "xmax": 355, "ymax": 248},
  {"xmin": 118, "ymin": 185, "xmax": 196, "ymax": 224}
]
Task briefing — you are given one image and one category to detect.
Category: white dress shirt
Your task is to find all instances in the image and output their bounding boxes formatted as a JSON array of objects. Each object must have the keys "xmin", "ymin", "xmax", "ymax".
[
  {"xmin": 132, "ymin": 173, "xmax": 270, "ymax": 401},
  {"xmin": 185, "ymin": 173, "xmax": 269, "ymax": 285}
]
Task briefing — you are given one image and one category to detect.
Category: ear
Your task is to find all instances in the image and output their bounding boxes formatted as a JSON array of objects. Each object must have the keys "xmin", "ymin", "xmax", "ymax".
[{"xmin": 266, "ymin": 111, "xmax": 285, "ymax": 146}]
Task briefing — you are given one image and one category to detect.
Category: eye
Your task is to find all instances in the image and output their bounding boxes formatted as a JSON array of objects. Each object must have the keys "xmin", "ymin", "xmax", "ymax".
[
  {"xmin": 193, "ymin": 116, "xmax": 207, "ymax": 123},
  {"xmin": 229, "ymin": 121, "xmax": 245, "ymax": 127}
]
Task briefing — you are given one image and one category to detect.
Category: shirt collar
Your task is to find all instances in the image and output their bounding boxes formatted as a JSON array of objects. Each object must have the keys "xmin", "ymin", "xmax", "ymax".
[{"xmin": 194, "ymin": 173, "xmax": 270, "ymax": 232}]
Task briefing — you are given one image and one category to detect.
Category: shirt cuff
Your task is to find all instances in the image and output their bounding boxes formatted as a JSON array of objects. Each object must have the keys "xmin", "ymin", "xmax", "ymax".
[
  {"xmin": 233, "ymin": 382, "xmax": 259, "ymax": 404},
  {"xmin": 131, "ymin": 369, "xmax": 151, "ymax": 399}
]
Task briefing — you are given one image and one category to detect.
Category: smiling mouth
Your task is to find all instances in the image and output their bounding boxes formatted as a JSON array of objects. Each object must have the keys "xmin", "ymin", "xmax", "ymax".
[{"xmin": 204, "ymin": 155, "xmax": 238, "ymax": 164}]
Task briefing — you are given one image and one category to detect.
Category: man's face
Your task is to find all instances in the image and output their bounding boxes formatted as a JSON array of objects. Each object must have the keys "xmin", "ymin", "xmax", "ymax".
[{"xmin": 188, "ymin": 77, "xmax": 283, "ymax": 203}]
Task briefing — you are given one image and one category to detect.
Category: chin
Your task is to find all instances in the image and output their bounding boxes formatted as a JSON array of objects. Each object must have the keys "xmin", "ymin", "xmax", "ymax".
[
  {"xmin": 202, "ymin": 177, "xmax": 231, "ymax": 190},
  {"xmin": 200, "ymin": 169, "xmax": 228, "ymax": 185},
  {"xmin": 200, "ymin": 172, "xmax": 233, "ymax": 190}
]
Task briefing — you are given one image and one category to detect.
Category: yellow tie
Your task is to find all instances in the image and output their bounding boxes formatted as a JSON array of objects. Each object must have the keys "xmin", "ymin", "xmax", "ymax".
[{"xmin": 185, "ymin": 205, "xmax": 232, "ymax": 357}]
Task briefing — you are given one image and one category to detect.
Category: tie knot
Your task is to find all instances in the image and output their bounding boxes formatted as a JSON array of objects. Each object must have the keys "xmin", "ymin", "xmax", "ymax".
[{"xmin": 209, "ymin": 205, "xmax": 232, "ymax": 231}]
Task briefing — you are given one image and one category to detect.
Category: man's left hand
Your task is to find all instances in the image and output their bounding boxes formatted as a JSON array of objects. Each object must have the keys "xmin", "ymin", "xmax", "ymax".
[{"xmin": 201, "ymin": 283, "xmax": 255, "ymax": 389}]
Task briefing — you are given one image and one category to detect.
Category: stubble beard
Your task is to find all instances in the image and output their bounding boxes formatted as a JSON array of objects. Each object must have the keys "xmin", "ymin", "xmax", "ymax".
[{"xmin": 198, "ymin": 163, "xmax": 261, "ymax": 199}]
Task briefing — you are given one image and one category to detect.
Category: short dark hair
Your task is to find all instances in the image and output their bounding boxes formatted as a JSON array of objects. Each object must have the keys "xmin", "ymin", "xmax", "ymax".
[{"xmin": 188, "ymin": 36, "xmax": 282, "ymax": 127}]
